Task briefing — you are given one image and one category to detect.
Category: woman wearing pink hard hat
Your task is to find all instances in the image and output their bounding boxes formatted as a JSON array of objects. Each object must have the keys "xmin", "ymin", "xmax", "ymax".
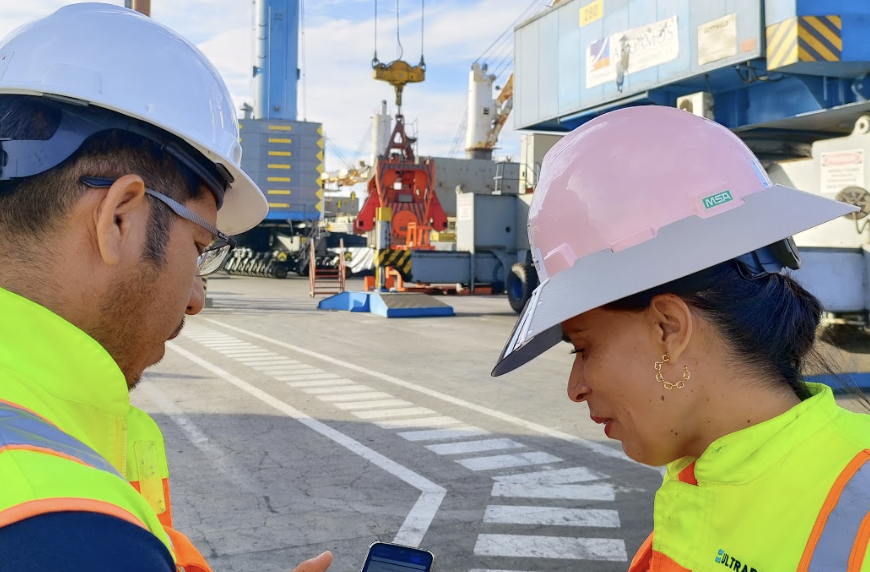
[{"xmin": 492, "ymin": 105, "xmax": 870, "ymax": 571}]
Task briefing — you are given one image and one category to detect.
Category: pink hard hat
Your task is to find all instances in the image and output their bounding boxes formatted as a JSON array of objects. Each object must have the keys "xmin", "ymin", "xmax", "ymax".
[{"xmin": 492, "ymin": 105, "xmax": 856, "ymax": 377}]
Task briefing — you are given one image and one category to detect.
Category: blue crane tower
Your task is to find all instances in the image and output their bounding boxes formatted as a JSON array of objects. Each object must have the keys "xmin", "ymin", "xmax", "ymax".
[
  {"xmin": 227, "ymin": 0, "xmax": 342, "ymax": 278},
  {"xmin": 253, "ymin": 0, "xmax": 299, "ymax": 121}
]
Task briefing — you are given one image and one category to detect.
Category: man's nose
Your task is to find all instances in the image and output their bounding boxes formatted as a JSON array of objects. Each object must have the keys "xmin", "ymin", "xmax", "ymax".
[{"xmin": 187, "ymin": 275, "xmax": 205, "ymax": 315}]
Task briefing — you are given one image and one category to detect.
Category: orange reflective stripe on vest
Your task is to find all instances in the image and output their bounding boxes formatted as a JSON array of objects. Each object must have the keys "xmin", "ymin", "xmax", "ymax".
[
  {"xmin": 164, "ymin": 526, "xmax": 214, "ymax": 572},
  {"xmin": 629, "ymin": 462, "xmax": 697, "ymax": 572},
  {"xmin": 799, "ymin": 450, "xmax": 870, "ymax": 571},
  {"xmin": 0, "ymin": 401, "xmax": 124, "ymax": 478}
]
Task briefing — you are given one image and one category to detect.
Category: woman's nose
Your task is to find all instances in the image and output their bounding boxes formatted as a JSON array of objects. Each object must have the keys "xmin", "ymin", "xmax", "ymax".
[{"xmin": 567, "ymin": 359, "xmax": 590, "ymax": 402}]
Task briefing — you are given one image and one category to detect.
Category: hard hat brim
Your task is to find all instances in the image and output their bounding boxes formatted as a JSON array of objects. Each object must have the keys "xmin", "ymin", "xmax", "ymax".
[
  {"xmin": 216, "ymin": 163, "xmax": 269, "ymax": 236},
  {"xmin": 491, "ymin": 185, "xmax": 858, "ymax": 377}
]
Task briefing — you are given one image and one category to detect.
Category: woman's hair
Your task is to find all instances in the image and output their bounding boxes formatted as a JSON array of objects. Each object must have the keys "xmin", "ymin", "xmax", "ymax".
[{"xmin": 606, "ymin": 260, "xmax": 824, "ymax": 400}]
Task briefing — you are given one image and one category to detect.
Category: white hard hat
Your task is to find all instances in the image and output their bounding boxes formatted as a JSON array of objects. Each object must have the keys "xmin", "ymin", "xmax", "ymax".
[
  {"xmin": 0, "ymin": 3, "xmax": 267, "ymax": 235},
  {"xmin": 492, "ymin": 106, "xmax": 857, "ymax": 377}
]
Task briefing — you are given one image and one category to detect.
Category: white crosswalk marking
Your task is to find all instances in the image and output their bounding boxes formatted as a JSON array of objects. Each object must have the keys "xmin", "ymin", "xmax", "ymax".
[
  {"xmin": 398, "ymin": 426, "xmax": 489, "ymax": 442},
  {"xmin": 474, "ymin": 534, "xmax": 627, "ymax": 561},
  {"xmin": 247, "ymin": 361, "xmax": 303, "ymax": 369},
  {"xmin": 334, "ymin": 399, "xmax": 413, "ymax": 410},
  {"xmin": 353, "ymin": 407, "xmax": 436, "ymax": 420},
  {"xmin": 375, "ymin": 416, "xmax": 463, "ymax": 429},
  {"xmin": 492, "ymin": 482, "xmax": 615, "ymax": 501},
  {"xmin": 270, "ymin": 372, "xmax": 336, "ymax": 380},
  {"xmin": 221, "ymin": 350, "xmax": 274, "ymax": 356},
  {"xmin": 426, "ymin": 439, "xmax": 524, "ymax": 456},
  {"xmin": 319, "ymin": 391, "xmax": 394, "ymax": 402},
  {"xmin": 302, "ymin": 385, "xmax": 374, "ymax": 395},
  {"xmin": 181, "ymin": 327, "xmax": 631, "ymax": 569},
  {"xmin": 244, "ymin": 362, "xmax": 304, "ymax": 369},
  {"xmin": 286, "ymin": 379, "xmax": 356, "ymax": 388},
  {"xmin": 457, "ymin": 452, "xmax": 562, "ymax": 471},
  {"xmin": 492, "ymin": 467, "xmax": 607, "ymax": 485},
  {"xmin": 483, "ymin": 505, "xmax": 620, "ymax": 527},
  {"xmin": 490, "ymin": 466, "xmax": 615, "ymax": 500}
]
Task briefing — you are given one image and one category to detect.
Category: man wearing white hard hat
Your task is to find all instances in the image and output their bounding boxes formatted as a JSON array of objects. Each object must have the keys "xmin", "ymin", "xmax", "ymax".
[
  {"xmin": 0, "ymin": 4, "xmax": 331, "ymax": 571},
  {"xmin": 493, "ymin": 105, "xmax": 870, "ymax": 569}
]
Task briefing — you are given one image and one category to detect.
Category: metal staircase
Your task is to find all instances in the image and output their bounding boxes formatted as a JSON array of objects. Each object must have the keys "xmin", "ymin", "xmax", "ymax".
[{"xmin": 309, "ymin": 238, "xmax": 347, "ymax": 297}]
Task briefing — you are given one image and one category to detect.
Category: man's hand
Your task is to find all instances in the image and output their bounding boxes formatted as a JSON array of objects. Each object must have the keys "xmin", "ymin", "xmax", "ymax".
[{"xmin": 290, "ymin": 550, "xmax": 333, "ymax": 572}]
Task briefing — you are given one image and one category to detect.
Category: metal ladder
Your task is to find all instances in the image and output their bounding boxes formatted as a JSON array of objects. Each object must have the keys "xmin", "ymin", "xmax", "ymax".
[{"xmin": 309, "ymin": 238, "xmax": 347, "ymax": 297}]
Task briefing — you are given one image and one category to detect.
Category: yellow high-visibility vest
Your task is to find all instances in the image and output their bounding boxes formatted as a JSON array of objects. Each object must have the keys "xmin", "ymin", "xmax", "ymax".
[
  {"xmin": 630, "ymin": 383, "xmax": 870, "ymax": 571},
  {"xmin": 0, "ymin": 286, "xmax": 211, "ymax": 571}
]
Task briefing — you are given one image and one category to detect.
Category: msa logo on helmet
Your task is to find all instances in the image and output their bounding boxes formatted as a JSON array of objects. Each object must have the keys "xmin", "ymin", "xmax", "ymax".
[
  {"xmin": 715, "ymin": 548, "xmax": 760, "ymax": 572},
  {"xmin": 703, "ymin": 190, "xmax": 733, "ymax": 209}
]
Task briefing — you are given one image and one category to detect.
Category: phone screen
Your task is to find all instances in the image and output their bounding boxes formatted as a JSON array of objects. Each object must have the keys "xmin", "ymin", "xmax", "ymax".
[{"xmin": 361, "ymin": 542, "xmax": 434, "ymax": 572}]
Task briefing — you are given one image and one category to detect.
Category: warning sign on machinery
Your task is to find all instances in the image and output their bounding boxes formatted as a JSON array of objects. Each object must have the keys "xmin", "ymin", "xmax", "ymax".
[{"xmin": 820, "ymin": 149, "xmax": 866, "ymax": 199}]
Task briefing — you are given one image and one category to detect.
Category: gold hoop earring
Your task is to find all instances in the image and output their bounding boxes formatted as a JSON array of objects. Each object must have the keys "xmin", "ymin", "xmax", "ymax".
[{"xmin": 654, "ymin": 353, "xmax": 690, "ymax": 390}]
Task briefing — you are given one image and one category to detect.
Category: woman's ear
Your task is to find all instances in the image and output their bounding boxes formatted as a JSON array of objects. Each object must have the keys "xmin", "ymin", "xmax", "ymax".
[{"xmin": 648, "ymin": 294, "xmax": 694, "ymax": 360}]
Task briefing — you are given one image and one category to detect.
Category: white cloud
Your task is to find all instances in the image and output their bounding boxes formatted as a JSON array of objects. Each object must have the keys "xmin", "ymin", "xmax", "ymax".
[{"xmin": 0, "ymin": 0, "xmax": 542, "ymax": 171}]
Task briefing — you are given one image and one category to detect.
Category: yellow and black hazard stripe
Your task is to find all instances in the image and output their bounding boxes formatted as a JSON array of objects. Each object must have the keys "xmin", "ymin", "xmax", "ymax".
[
  {"xmin": 766, "ymin": 15, "xmax": 842, "ymax": 71},
  {"xmin": 376, "ymin": 248, "xmax": 413, "ymax": 281}
]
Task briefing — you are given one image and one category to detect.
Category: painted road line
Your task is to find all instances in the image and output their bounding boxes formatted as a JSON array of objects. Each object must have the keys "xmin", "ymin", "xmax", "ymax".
[
  {"xmin": 354, "ymin": 407, "xmax": 436, "ymax": 420},
  {"xmin": 260, "ymin": 370, "xmax": 333, "ymax": 379},
  {"xmin": 492, "ymin": 466, "xmax": 607, "ymax": 485},
  {"xmin": 275, "ymin": 372, "xmax": 334, "ymax": 381},
  {"xmin": 398, "ymin": 426, "xmax": 490, "ymax": 442},
  {"xmin": 491, "ymin": 467, "xmax": 615, "ymax": 500},
  {"xmin": 483, "ymin": 505, "xmax": 620, "ymax": 527},
  {"xmin": 302, "ymin": 385, "xmax": 373, "ymax": 395},
  {"xmin": 257, "ymin": 366, "xmax": 318, "ymax": 374},
  {"xmin": 376, "ymin": 416, "xmax": 463, "ymax": 429},
  {"xmin": 236, "ymin": 357, "xmax": 293, "ymax": 364},
  {"xmin": 249, "ymin": 361, "xmax": 309, "ymax": 369},
  {"xmin": 302, "ymin": 385, "xmax": 374, "ymax": 395},
  {"xmin": 221, "ymin": 350, "xmax": 276, "ymax": 356},
  {"xmin": 251, "ymin": 361, "xmax": 310, "ymax": 370},
  {"xmin": 205, "ymin": 319, "xmax": 646, "ymax": 469},
  {"xmin": 319, "ymin": 391, "xmax": 395, "ymax": 402},
  {"xmin": 457, "ymin": 452, "xmax": 562, "ymax": 472},
  {"xmin": 248, "ymin": 360, "xmax": 304, "ymax": 368},
  {"xmin": 168, "ymin": 341, "xmax": 446, "ymax": 548},
  {"xmin": 264, "ymin": 371, "xmax": 336, "ymax": 380},
  {"xmin": 474, "ymin": 534, "xmax": 627, "ymax": 561},
  {"xmin": 220, "ymin": 351, "xmax": 273, "ymax": 357},
  {"xmin": 236, "ymin": 359, "xmax": 290, "ymax": 367},
  {"xmin": 286, "ymin": 379, "xmax": 356, "ymax": 388},
  {"xmin": 492, "ymin": 482, "xmax": 614, "ymax": 500},
  {"xmin": 334, "ymin": 399, "xmax": 413, "ymax": 410},
  {"xmin": 426, "ymin": 438, "xmax": 524, "ymax": 456}
]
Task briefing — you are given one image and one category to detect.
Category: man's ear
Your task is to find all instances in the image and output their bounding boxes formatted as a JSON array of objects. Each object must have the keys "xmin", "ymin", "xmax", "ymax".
[
  {"xmin": 648, "ymin": 294, "xmax": 694, "ymax": 360},
  {"xmin": 93, "ymin": 174, "xmax": 149, "ymax": 267}
]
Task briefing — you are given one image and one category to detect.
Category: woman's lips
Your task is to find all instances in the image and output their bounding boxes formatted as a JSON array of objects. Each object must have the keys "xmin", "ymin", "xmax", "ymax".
[{"xmin": 591, "ymin": 416, "xmax": 614, "ymax": 438}]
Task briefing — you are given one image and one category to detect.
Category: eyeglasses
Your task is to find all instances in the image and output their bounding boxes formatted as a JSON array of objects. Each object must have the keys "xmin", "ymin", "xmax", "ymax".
[{"xmin": 80, "ymin": 177, "xmax": 236, "ymax": 276}]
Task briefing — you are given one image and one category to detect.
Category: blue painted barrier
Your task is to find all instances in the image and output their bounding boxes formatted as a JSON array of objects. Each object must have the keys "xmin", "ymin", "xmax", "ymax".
[
  {"xmin": 805, "ymin": 373, "xmax": 870, "ymax": 393},
  {"xmin": 317, "ymin": 291, "xmax": 454, "ymax": 318}
]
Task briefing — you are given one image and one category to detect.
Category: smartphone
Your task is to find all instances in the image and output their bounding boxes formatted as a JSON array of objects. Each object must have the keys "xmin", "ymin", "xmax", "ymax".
[{"xmin": 360, "ymin": 541, "xmax": 435, "ymax": 572}]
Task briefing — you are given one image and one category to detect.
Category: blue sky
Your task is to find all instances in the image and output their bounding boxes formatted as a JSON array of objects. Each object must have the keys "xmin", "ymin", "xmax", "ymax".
[{"xmin": 1, "ymin": 0, "xmax": 553, "ymax": 173}]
